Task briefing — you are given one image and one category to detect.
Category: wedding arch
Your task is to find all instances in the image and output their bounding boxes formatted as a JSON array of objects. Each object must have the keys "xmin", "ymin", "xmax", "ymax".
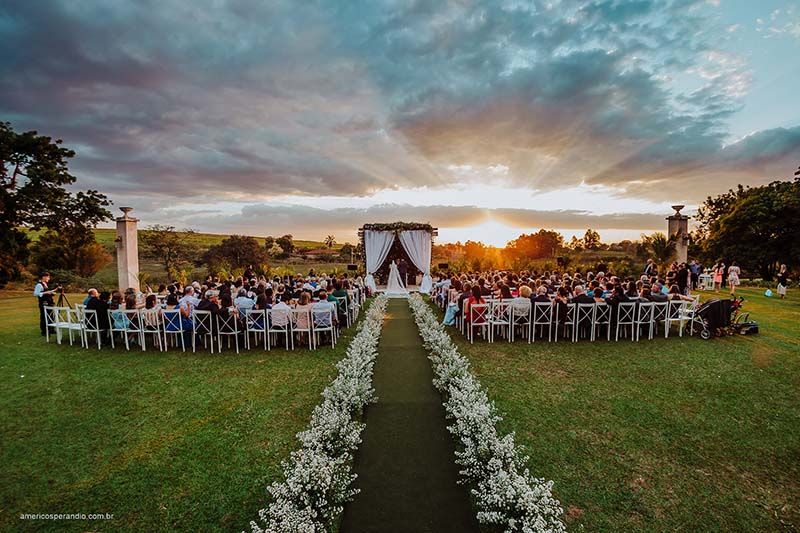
[{"xmin": 358, "ymin": 222, "xmax": 437, "ymax": 294}]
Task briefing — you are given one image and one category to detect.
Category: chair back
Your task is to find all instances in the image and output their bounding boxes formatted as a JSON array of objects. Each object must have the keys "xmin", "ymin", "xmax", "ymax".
[
  {"xmin": 163, "ymin": 309, "xmax": 185, "ymax": 332},
  {"xmin": 244, "ymin": 309, "xmax": 267, "ymax": 332},
  {"xmin": 216, "ymin": 312, "xmax": 239, "ymax": 334},
  {"xmin": 82, "ymin": 309, "xmax": 100, "ymax": 331},
  {"xmin": 594, "ymin": 303, "xmax": 611, "ymax": 324},
  {"xmin": 192, "ymin": 310, "xmax": 213, "ymax": 334},
  {"xmin": 651, "ymin": 302, "xmax": 668, "ymax": 322},
  {"xmin": 617, "ymin": 302, "xmax": 636, "ymax": 324},
  {"xmin": 667, "ymin": 300, "xmax": 685, "ymax": 319},
  {"xmin": 123, "ymin": 309, "xmax": 143, "ymax": 333},
  {"xmin": 533, "ymin": 302, "xmax": 552, "ymax": 324},
  {"xmin": 291, "ymin": 308, "xmax": 312, "ymax": 331},
  {"xmin": 312, "ymin": 307, "xmax": 334, "ymax": 329},
  {"xmin": 108, "ymin": 309, "xmax": 128, "ymax": 331},
  {"xmin": 470, "ymin": 303, "xmax": 489, "ymax": 325},
  {"xmin": 636, "ymin": 301, "xmax": 654, "ymax": 322},
  {"xmin": 491, "ymin": 301, "xmax": 512, "ymax": 323},
  {"xmin": 564, "ymin": 303, "xmax": 576, "ymax": 324},
  {"xmin": 268, "ymin": 307, "xmax": 291, "ymax": 330},
  {"xmin": 576, "ymin": 303, "xmax": 595, "ymax": 325}
]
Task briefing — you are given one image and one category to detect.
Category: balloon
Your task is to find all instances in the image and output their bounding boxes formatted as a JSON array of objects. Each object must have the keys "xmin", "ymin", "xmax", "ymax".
[{"xmin": 764, "ymin": 289, "xmax": 773, "ymax": 297}]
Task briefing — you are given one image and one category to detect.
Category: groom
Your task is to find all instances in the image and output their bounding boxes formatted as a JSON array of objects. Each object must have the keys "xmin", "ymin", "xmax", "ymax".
[{"xmin": 398, "ymin": 258, "xmax": 408, "ymax": 287}]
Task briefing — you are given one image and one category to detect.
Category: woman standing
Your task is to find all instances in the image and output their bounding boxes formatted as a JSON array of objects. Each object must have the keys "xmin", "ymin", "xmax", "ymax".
[
  {"xmin": 777, "ymin": 264, "xmax": 789, "ymax": 299},
  {"xmin": 713, "ymin": 262, "xmax": 725, "ymax": 292},
  {"xmin": 728, "ymin": 262, "xmax": 741, "ymax": 296}
]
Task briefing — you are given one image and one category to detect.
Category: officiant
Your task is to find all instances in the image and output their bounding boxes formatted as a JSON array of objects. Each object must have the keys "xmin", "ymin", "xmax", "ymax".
[{"xmin": 398, "ymin": 258, "xmax": 408, "ymax": 287}]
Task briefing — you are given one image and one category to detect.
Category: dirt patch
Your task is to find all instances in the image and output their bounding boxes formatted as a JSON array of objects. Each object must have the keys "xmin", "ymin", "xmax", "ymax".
[{"xmin": 750, "ymin": 343, "xmax": 773, "ymax": 368}]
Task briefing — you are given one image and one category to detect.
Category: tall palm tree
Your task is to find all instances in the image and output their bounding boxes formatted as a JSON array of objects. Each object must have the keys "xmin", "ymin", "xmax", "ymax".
[
  {"xmin": 642, "ymin": 232, "xmax": 676, "ymax": 269},
  {"xmin": 324, "ymin": 235, "xmax": 336, "ymax": 249}
]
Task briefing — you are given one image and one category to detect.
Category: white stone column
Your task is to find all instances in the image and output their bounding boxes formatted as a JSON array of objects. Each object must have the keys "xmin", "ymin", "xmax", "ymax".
[
  {"xmin": 667, "ymin": 205, "xmax": 690, "ymax": 264},
  {"xmin": 115, "ymin": 207, "xmax": 140, "ymax": 290}
]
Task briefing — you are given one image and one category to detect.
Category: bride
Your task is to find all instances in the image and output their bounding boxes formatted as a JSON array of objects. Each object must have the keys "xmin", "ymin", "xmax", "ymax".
[{"xmin": 385, "ymin": 260, "xmax": 408, "ymax": 295}]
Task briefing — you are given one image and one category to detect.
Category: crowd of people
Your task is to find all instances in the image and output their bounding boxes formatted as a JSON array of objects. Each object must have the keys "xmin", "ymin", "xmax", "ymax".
[{"xmin": 35, "ymin": 270, "xmax": 367, "ymax": 348}]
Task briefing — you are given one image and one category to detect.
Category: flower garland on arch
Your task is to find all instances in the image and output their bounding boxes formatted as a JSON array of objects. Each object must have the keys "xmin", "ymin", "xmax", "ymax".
[
  {"xmin": 408, "ymin": 293, "xmax": 566, "ymax": 532},
  {"xmin": 248, "ymin": 294, "xmax": 389, "ymax": 533}
]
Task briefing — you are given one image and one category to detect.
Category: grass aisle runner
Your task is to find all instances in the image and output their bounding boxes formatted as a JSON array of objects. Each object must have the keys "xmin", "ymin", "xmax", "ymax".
[{"xmin": 341, "ymin": 299, "xmax": 479, "ymax": 533}]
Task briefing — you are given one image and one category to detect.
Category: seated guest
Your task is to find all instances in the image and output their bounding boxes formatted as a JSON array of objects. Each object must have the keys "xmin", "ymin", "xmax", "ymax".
[
  {"xmin": 592, "ymin": 287, "xmax": 605, "ymax": 303},
  {"xmin": 512, "ymin": 285, "xmax": 532, "ymax": 317},
  {"xmin": 532, "ymin": 286, "xmax": 551, "ymax": 303},
  {"xmin": 467, "ymin": 285, "xmax": 487, "ymax": 325},
  {"xmin": 648, "ymin": 283, "xmax": 669, "ymax": 302},
  {"xmin": 294, "ymin": 292, "xmax": 313, "ymax": 331},
  {"xmin": 497, "ymin": 284, "xmax": 513, "ymax": 300},
  {"xmin": 270, "ymin": 292, "xmax": 292, "ymax": 328},
  {"xmin": 86, "ymin": 290, "xmax": 111, "ymax": 344},
  {"xmin": 312, "ymin": 290, "xmax": 337, "ymax": 328},
  {"xmin": 570, "ymin": 285, "xmax": 595, "ymax": 304},
  {"xmin": 234, "ymin": 288, "xmax": 255, "ymax": 314},
  {"xmin": 142, "ymin": 293, "xmax": 162, "ymax": 330},
  {"xmin": 83, "ymin": 288, "xmax": 99, "ymax": 306},
  {"xmin": 667, "ymin": 284, "xmax": 694, "ymax": 302}
]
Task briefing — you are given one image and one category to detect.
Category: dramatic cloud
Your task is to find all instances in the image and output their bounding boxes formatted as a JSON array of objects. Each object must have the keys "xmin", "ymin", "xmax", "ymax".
[{"xmin": 1, "ymin": 0, "xmax": 798, "ymax": 233}]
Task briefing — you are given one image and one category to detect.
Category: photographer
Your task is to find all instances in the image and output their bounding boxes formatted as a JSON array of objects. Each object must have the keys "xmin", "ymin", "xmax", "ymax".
[{"xmin": 33, "ymin": 272, "xmax": 57, "ymax": 336}]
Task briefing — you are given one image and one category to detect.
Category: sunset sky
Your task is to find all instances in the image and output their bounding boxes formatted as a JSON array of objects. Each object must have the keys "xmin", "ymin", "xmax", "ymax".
[{"xmin": 2, "ymin": 0, "xmax": 799, "ymax": 246}]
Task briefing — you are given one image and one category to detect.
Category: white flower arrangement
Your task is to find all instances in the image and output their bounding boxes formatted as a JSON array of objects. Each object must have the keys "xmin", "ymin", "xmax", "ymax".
[
  {"xmin": 249, "ymin": 295, "xmax": 389, "ymax": 533},
  {"xmin": 408, "ymin": 293, "xmax": 566, "ymax": 532}
]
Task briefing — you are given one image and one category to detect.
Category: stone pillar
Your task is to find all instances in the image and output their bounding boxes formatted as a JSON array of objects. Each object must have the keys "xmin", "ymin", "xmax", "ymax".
[
  {"xmin": 666, "ymin": 205, "xmax": 690, "ymax": 264},
  {"xmin": 115, "ymin": 207, "xmax": 140, "ymax": 290}
]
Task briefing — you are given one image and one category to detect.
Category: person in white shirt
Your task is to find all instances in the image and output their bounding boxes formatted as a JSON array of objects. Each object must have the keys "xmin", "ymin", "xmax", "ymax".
[
  {"xmin": 311, "ymin": 290, "xmax": 337, "ymax": 328},
  {"xmin": 234, "ymin": 288, "xmax": 255, "ymax": 314},
  {"xmin": 33, "ymin": 271, "xmax": 56, "ymax": 336},
  {"xmin": 179, "ymin": 287, "xmax": 200, "ymax": 317}
]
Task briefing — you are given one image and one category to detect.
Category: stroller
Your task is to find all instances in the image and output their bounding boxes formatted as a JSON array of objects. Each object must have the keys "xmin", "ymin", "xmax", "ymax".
[{"xmin": 688, "ymin": 297, "xmax": 757, "ymax": 339}]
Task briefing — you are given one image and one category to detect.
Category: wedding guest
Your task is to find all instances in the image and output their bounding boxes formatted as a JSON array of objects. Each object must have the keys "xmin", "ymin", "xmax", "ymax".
[
  {"xmin": 728, "ymin": 261, "xmax": 741, "ymax": 296},
  {"xmin": 777, "ymin": 264, "xmax": 789, "ymax": 299},
  {"xmin": 33, "ymin": 271, "xmax": 56, "ymax": 336}
]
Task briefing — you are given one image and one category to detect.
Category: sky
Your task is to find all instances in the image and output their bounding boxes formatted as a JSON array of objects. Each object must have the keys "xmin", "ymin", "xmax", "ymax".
[{"xmin": 1, "ymin": 0, "xmax": 799, "ymax": 246}]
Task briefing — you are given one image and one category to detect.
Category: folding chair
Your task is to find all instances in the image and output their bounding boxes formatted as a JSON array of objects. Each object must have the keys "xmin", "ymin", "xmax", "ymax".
[
  {"xmin": 108, "ymin": 309, "xmax": 128, "ymax": 349},
  {"xmin": 268, "ymin": 308, "xmax": 293, "ymax": 350},
  {"xmin": 532, "ymin": 302, "xmax": 553, "ymax": 342},
  {"xmin": 468, "ymin": 303, "xmax": 490, "ymax": 344},
  {"xmin": 651, "ymin": 302, "xmax": 668, "ymax": 337},
  {"xmin": 163, "ymin": 309, "xmax": 186, "ymax": 352},
  {"xmin": 141, "ymin": 308, "xmax": 164, "ymax": 351},
  {"xmin": 592, "ymin": 302, "xmax": 612, "ymax": 341},
  {"xmin": 574, "ymin": 303, "xmax": 596, "ymax": 342},
  {"xmin": 123, "ymin": 309, "xmax": 144, "ymax": 351},
  {"xmin": 615, "ymin": 302, "xmax": 637, "ymax": 341},
  {"xmin": 679, "ymin": 298, "xmax": 699, "ymax": 336},
  {"xmin": 664, "ymin": 300, "xmax": 686, "ymax": 338},
  {"xmin": 489, "ymin": 301, "xmax": 512, "ymax": 343},
  {"xmin": 555, "ymin": 303, "xmax": 575, "ymax": 342},
  {"xmin": 311, "ymin": 307, "xmax": 336, "ymax": 348},
  {"xmin": 335, "ymin": 297, "xmax": 351, "ymax": 328},
  {"xmin": 216, "ymin": 312, "xmax": 240, "ymax": 353},
  {"xmin": 291, "ymin": 308, "xmax": 314, "ymax": 350},
  {"xmin": 512, "ymin": 301, "xmax": 532, "ymax": 342},
  {"xmin": 192, "ymin": 310, "xmax": 214, "ymax": 353},
  {"xmin": 244, "ymin": 309, "xmax": 268, "ymax": 350},
  {"xmin": 635, "ymin": 301, "xmax": 654, "ymax": 341},
  {"xmin": 81, "ymin": 309, "xmax": 103, "ymax": 349}
]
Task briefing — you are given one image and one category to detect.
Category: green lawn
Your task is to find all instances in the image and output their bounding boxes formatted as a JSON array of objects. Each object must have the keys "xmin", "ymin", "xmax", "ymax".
[
  {"xmin": 448, "ymin": 287, "xmax": 800, "ymax": 531},
  {"xmin": 0, "ymin": 291, "xmax": 365, "ymax": 532}
]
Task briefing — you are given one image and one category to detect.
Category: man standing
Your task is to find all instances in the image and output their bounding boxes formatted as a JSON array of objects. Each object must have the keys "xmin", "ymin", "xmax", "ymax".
[
  {"xmin": 398, "ymin": 258, "xmax": 408, "ymax": 287},
  {"xmin": 33, "ymin": 272, "xmax": 56, "ymax": 336},
  {"xmin": 643, "ymin": 259, "xmax": 656, "ymax": 278}
]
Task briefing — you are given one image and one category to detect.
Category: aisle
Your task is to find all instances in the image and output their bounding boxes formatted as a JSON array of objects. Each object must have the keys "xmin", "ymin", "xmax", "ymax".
[{"xmin": 341, "ymin": 299, "xmax": 478, "ymax": 533}]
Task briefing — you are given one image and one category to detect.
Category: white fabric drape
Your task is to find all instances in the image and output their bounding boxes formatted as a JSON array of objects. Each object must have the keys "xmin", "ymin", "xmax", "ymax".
[
  {"xmin": 399, "ymin": 229, "xmax": 433, "ymax": 293},
  {"xmin": 363, "ymin": 230, "xmax": 395, "ymax": 293}
]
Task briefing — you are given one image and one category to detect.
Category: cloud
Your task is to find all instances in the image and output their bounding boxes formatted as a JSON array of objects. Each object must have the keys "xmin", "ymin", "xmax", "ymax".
[{"xmin": 0, "ymin": 0, "xmax": 798, "ymax": 209}]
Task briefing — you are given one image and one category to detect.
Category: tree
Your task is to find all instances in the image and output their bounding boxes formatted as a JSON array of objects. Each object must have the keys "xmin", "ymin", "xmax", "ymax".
[
  {"xmin": 276, "ymin": 234, "xmax": 295, "ymax": 255},
  {"xmin": 203, "ymin": 235, "xmax": 268, "ymax": 273},
  {"xmin": 264, "ymin": 235, "xmax": 275, "ymax": 254},
  {"xmin": 340, "ymin": 242, "xmax": 354, "ymax": 260},
  {"xmin": 695, "ymin": 177, "xmax": 800, "ymax": 279},
  {"xmin": 641, "ymin": 232, "xmax": 677, "ymax": 269},
  {"xmin": 506, "ymin": 229, "xmax": 564, "ymax": 263},
  {"xmin": 582, "ymin": 229, "xmax": 601, "ymax": 250},
  {"xmin": 324, "ymin": 235, "xmax": 336, "ymax": 249},
  {"xmin": 30, "ymin": 230, "xmax": 112, "ymax": 277},
  {"xmin": 0, "ymin": 121, "xmax": 112, "ymax": 282},
  {"xmin": 140, "ymin": 225, "xmax": 197, "ymax": 280}
]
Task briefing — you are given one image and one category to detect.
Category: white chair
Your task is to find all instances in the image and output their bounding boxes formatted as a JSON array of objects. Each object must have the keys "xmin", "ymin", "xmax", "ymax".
[
  {"xmin": 467, "ymin": 303, "xmax": 490, "ymax": 343},
  {"xmin": 192, "ymin": 310, "xmax": 214, "ymax": 353},
  {"xmin": 679, "ymin": 298, "xmax": 699, "ymax": 336},
  {"xmin": 574, "ymin": 303, "xmax": 596, "ymax": 342},
  {"xmin": 81, "ymin": 309, "xmax": 103, "ymax": 349},
  {"xmin": 635, "ymin": 302, "xmax": 654, "ymax": 341},
  {"xmin": 555, "ymin": 303, "xmax": 575, "ymax": 342},
  {"xmin": 592, "ymin": 303, "xmax": 612, "ymax": 341},
  {"xmin": 489, "ymin": 301, "xmax": 512, "ymax": 343},
  {"xmin": 244, "ymin": 309, "xmax": 268, "ymax": 350},
  {"xmin": 268, "ymin": 308, "xmax": 292, "ymax": 350},
  {"xmin": 43, "ymin": 305, "xmax": 62, "ymax": 343},
  {"xmin": 123, "ymin": 309, "xmax": 145, "ymax": 351},
  {"xmin": 291, "ymin": 308, "xmax": 314, "ymax": 350},
  {"xmin": 651, "ymin": 302, "xmax": 668, "ymax": 337},
  {"xmin": 664, "ymin": 300, "xmax": 686, "ymax": 338},
  {"xmin": 163, "ymin": 309, "xmax": 186, "ymax": 352},
  {"xmin": 311, "ymin": 307, "xmax": 336, "ymax": 348},
  {"xmin": 615, "ymin": 302, "xmax": 637, "ymax": 341},
  {"xmin": 334, "ymin": 296, "xmax": 351, "ymax": 328},
  {"xmin": 512, "ymin": 301, "xmax": 532, "ymax": 342},
  {"xmin": 141, "ymin": 308, "xmax": 164, "ymax": 351},
  {"xmin": 532, "ymin": 302, "xmax": 553, "ymax": 342},
  {"xmin": 108, "ymin": 309, "xmax": 128, "ymax": 349},
  {"xmin": 216, "ymin": 312, "xmax": 240, "ymax": 353}
]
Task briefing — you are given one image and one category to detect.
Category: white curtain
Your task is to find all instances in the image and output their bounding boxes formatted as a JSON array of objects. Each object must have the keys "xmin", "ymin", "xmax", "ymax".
[
  {"xmin": 399, "ymin": 229, "xmax": 433, "ymax": 293},
  {"xmin": 363, "ymin": 230, "xmax": 395, "ymax": 293}
]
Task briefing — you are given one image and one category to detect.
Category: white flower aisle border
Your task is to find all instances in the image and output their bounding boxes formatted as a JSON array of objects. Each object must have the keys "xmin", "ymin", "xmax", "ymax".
[
  {"xmin": 249, "ymin": 294, "xmax": 389, "ymax": 533},
  {"xmin": 408, "ymin": 294, "xmax": 566, "ymax": 533}
]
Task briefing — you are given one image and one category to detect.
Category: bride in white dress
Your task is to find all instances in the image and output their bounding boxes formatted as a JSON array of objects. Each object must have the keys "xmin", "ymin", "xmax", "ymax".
[{"xmin": 385, "ymin": 260, "xmax": 408, "ymax": 296}]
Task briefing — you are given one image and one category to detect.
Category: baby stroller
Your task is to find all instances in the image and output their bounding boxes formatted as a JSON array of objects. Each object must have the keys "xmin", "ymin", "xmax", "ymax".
[{"xmin": 689, "ymin": 297, "xmax": 756, "ymax": 339}]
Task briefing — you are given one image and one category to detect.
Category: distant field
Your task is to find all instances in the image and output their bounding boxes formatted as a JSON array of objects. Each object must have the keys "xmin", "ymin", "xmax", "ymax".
[{"xmin": 92, "ymin": 228, "xmax": 346, "ymax": 251}]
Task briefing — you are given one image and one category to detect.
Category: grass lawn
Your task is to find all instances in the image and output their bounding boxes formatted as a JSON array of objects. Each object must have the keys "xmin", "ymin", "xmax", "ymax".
[
  {"xmin": 448, "ymin": 287, "xmax": 800, "ymax": 531},
  {"xmin": 0, "ymin": 291, "xmax": 365, "ymax": 532}
]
